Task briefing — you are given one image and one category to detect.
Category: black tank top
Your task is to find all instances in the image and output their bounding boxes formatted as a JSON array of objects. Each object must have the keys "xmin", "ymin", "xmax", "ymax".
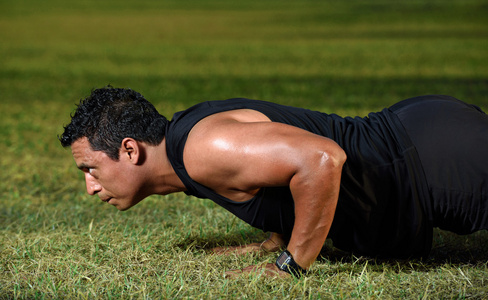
[{"xmin": 165, "ymin": 98, "xmax": 433, "ymax": 258}]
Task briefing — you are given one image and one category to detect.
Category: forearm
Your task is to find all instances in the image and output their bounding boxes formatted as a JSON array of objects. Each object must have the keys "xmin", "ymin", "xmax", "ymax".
[
  {"xmin": 286, "ymin": 201, "xmax": 337, "ymax": 269},
  {"xmin": 285, "ymin": 148, "xmax": 345, "ymax": 270}
]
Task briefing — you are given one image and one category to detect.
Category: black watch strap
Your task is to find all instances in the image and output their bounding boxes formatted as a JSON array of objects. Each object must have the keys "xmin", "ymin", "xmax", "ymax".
[{"xmin": 275, "ymin": 250, "xmax": 307, "ymax": 277}]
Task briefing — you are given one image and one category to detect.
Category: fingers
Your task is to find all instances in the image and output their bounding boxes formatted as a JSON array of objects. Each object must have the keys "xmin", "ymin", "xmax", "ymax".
[
  {"xmin": 210, "ymin": 233, "xmax": 285, "ymax": 256},
  {"xmin": 259, "ymin": 232, "xmax": 286, "ymax": 253},
  {"xmin": 260, "ymin": 238, "xmax": 284, "ymax": 253},
  {"xmin": 210, "ymin": 243, "xmax": 263, "ymax": 256}
]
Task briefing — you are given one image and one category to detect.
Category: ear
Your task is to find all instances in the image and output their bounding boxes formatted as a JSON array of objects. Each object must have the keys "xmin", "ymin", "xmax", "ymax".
[{"xmin": 120, "ymin": 138, "xmax": 142, "ymax": 165}]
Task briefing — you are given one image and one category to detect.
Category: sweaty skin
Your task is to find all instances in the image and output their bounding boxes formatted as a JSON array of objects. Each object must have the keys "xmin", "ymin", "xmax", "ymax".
[{"xmin": 183, "ymin": 109, "xmax": 346, "ymax": 275}]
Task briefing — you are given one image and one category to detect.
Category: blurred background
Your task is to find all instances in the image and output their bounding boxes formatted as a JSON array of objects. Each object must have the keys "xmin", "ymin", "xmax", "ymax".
[{"xmin": 2, "ymin": 0, "xmax": 487, "ymax": 113}]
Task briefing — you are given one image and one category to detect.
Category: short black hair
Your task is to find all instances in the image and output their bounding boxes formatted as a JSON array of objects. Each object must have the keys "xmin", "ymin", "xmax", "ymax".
[{"xmin": 59, "ymin": 86, "xmax": 168, "ymax": 160}]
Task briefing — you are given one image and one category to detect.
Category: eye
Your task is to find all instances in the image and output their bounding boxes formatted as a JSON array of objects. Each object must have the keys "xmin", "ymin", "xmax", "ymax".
[
  {"xmin": 82, "ymin": 167, "xmax": 95, "ymax": 176},
  {"xmin": 88, "ymin": 168, "xmax": 97, "ymax": 177}
]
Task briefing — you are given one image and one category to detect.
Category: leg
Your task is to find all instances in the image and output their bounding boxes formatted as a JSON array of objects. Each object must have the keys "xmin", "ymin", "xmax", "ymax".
[{"xmin": 391, "ymin": 95, "xmax": 488, "ymax": 234}]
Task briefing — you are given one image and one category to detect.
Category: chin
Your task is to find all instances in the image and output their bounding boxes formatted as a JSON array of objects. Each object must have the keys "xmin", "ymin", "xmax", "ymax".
[
  {"xmin": 116, "ymin": 204, "xmax": 132, "ymax": 211},
  {"xmin": 114, "ymin": 199, "xmax": 142, "ymax": 211}
]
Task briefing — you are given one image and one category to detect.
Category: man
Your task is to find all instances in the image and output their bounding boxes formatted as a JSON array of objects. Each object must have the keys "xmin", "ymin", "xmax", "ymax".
[{"xmin": 60, "ymin": 86, "xmax": 488, "ymax": 277}]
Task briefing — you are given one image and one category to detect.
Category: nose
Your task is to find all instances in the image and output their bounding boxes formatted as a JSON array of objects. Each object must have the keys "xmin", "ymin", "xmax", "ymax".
[{"xmin": 85, "ymin": 173, "xmax": 102, "ymax": 195}]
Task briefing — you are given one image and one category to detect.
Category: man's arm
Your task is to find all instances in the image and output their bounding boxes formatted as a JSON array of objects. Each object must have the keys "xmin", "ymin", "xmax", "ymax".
[
  {"xmin": 184, "ymin": 117, "xmax": 346, "ymax": 274},
  {"xmin": 286, "ymin": 137, "xmax": 344, "ymax": 269}
]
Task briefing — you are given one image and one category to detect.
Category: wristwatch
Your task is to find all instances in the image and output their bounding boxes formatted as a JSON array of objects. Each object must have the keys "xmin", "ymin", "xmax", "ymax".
[{"xmin": 275, "ymin": 250, "xmax": 307, "ymax": 277}]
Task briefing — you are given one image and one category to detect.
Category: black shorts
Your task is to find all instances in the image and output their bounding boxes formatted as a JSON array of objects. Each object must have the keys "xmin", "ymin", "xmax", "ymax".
[{"xmin": 390, "ymin": 95, "xmax": 488, "ymax": 234}]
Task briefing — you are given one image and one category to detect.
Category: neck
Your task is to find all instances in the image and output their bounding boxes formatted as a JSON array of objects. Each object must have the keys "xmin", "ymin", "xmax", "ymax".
[{"xmin": 144, "ymin": 139, "xmax": 187, "ymax": 196}]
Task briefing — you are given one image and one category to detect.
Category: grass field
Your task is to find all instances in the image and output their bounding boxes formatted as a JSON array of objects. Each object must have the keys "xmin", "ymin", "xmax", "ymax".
[{"xmin": 1, "ymin": 0, "xmax": 488, "ymax": 298}]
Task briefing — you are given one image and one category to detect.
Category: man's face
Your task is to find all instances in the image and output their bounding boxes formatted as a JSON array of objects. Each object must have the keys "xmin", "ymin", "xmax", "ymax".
[{"xmin": 71, "ymin": 137, "xmax": 144, "ymax": 211}]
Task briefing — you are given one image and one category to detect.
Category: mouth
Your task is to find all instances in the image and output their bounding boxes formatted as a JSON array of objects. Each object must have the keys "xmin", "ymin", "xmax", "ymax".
[{"xmin": 101, "ymin": 197, "xmax": 112, "ymax": 203}]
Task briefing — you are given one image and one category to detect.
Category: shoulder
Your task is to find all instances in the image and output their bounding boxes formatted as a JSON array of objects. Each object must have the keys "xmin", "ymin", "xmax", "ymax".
[
  {"xmin": 183, "ymin": 109, "xmax": 271, "ymax": 179},
  {"xmin": 181, "ymin": 109, "xmax": 272, "ymax": 192},
  {"xmin": 185, "ymin": 109, "xmax": 272, "ymax": 148}
]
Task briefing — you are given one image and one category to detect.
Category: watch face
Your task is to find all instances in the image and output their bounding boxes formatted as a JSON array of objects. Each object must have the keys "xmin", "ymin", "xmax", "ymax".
[
  {"xmin": 276, "ymin": 250, "xmax": 306, "ymax": 277},
  {"xmin": 276, "ymin": 251, "xmax": 291, "ymax": 268}
]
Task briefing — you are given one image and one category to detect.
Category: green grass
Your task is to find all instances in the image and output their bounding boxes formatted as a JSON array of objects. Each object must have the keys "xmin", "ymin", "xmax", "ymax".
[{"xmin": 1, "ymin": 0, "xmax": 488, "ymax": 298}]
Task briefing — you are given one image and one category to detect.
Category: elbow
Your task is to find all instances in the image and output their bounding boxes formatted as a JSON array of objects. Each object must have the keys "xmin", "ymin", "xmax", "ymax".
[
  {"xmin": 335, "ymin": 147, "xmax": 347, "ymax": 167},
  {"xmin": 320, "ymin": 146, "xmax": 346, "ymax": 171}
]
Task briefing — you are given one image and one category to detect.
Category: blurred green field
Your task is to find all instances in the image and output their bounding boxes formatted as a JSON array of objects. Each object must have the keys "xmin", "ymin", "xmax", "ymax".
[{"xmin": 1, "ymin": 0, "xmax": 488, "ymax": 298}]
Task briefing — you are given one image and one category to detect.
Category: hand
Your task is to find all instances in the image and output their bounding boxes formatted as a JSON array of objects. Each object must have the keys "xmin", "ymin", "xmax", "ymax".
[
  {"xmin": 211, "ymin": 232, "xmax": 285, "ymax": 256},
  {"xmin": 211, "ymin": 243, "xmax": 263, "ymax": 256},
  {"xmin": 260, "ymin": 233, "xmax": 285, "ymax": 252},
  {"xmin": 225, "ymin": 263, "xmax": 290, "ymax": 278}
]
